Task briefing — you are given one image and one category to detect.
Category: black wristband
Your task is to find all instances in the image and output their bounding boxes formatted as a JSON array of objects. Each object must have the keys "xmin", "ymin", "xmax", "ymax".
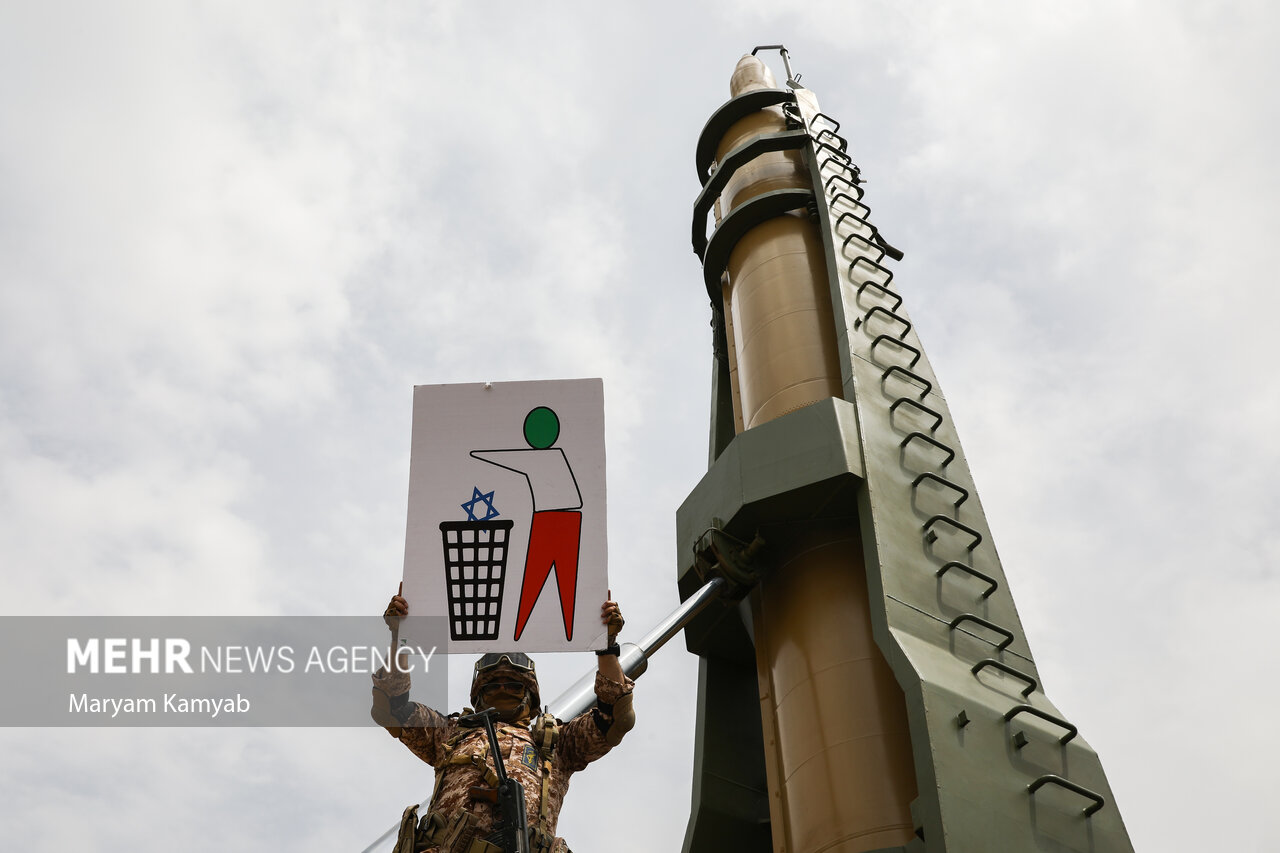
[{"xmin": 595, "ymin": 643, "xmax": 621, "ymax": 657}]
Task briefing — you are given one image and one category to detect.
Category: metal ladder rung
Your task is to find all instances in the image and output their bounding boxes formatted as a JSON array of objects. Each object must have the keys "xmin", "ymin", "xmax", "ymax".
[
  {"xmin": 863, "ymin": 305, "xmax": 911, "ymax": 340},
  {"xmin": 949, "ymin": 613, "xmax": 1013, "ymax": 651},
  {"xmin": 808, "ymin": 112, "xmax": 841, "ymax": 135},
  {"xmin": 1028, "ymin": 775, "xmax": 1105, "ymax": 817},
  {"xmin": 824, "ymin": 172, "xmax": 864, "ymax": 196},
  {"xmin": 883, "ymin": 365, "xmax": 933, "ymax": 401},
  {"xmin": 900, "ymin": 431, "xmax": 954, "ymax": 466},
  {"xmin": 912, "ymin": 471, "xmax": 967, "ymax": 507},
  {"xmin": 935, "ymin": 561, "xmax": 998, "ymax": 598},
  {"xmin": 814, "ymin": 138, "xmax": 850, "ymax": 163},
  {"xmin": 821, "ymin": 157, "xmax": 860, "ymax": 186},
  {"xmin": 871, "ymin": 335, "xmax": 922, "ymax": 369},
  {"xmin": 842, "ymin": 231, "xmax": 886, "ymax": 264},
  {"xmin": 813, "ymin": 127, "xmax": 847, "ymax": 151},
  {"xmin": 834, "ymin": 206, "xmax": 874, "ymax": 231},
  {"xmin": 1004, "ymin": 705, "xmax": 1078, "ymax": 745},
  {"xmin": 849, "ymin": 255, "xmax": 895, "ymax": 291},
  {"xmin": 972, "ymin": 658, "xmax": 1037, "ymax": 698},
  {"xmin": 856, "ymin": 279, "xmax": 903, "ymax": 313},
  {"xmin": 924, "ymin": 514, "xmax": 982, "ymax": 551}
]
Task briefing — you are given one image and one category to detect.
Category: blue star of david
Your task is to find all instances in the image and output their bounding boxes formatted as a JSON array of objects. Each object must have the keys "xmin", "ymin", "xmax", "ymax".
[{"xmin": 461, "ymin": 487, "xmax": 500, "ymax": 521}]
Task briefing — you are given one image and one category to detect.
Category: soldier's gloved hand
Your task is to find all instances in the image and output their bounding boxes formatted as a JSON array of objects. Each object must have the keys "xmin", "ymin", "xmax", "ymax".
[
  {"xmin": 601, "ymin": 598, "xmax": 624, "ymax": 645},
  {"xmin": 384, "ymin": 589, "xmax": 408, "ymax": 630}
]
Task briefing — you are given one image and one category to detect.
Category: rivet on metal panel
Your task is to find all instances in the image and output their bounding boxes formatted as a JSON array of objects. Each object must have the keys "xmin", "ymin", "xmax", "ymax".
[
  {"xmin": 1028, "ymin": 775, "xmax": 1106, "ymax": 817},
  {"xmin": 971, "ymin": 659, "xmax": 1038, "ymax": 698},
  {"xmin": 1003, "ymin": 705, "xmax": 1078, "ymax": 745},
  {"xmin": 956, "ymin": 709, "xmax": 971, "ymax": 728},
  {"xmin": 935, "ymin": 561, "xmax": 999, "ymax": 599}
]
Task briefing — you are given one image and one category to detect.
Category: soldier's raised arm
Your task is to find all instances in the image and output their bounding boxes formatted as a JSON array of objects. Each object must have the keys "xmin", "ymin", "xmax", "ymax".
[
  {"xmin": 371, "ymin": 587, "xmax": 449, "ymax": 757},
  {"xmin": 558, "ymin": 597, "xmax": 636, "ymax": 769},
  {"xmin": 596, "ymin": 596, "xmax": 635, "ymax": 746}
]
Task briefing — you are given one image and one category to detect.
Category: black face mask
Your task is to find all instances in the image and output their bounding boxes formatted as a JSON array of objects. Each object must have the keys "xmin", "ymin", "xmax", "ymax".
[{"xmin": 479, "ymin": 681, "xmax": 529, "ymax": 721}]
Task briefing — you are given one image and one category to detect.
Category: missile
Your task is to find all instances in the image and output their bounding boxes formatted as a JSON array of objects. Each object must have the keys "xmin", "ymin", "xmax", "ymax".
[{"xmin": 678, "ymin": 49, "xmax": 1134, "ymax": 853}]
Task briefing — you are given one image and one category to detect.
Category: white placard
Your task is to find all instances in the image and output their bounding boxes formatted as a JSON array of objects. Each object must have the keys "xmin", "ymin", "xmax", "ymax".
[{"xmin": 399, "ymin": 379, "xmax": 609, "ymax": 653}]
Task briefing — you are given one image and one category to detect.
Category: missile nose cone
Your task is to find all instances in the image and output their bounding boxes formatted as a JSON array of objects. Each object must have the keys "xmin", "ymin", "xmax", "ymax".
[{"xmin": 731, "ymin": 54, "xmax": 777, "ymax": 96}]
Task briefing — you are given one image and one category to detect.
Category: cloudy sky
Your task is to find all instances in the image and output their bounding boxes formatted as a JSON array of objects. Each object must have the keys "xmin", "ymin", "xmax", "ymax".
[{"xmin": 2, "ymin": 2, "xmax": 1277, "ymax": 851}]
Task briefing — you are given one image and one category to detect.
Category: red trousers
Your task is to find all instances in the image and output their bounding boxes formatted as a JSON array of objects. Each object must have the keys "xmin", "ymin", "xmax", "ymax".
[{"xmin": 514, "ymin": 511, "xmax": 582, "ymax": 641}]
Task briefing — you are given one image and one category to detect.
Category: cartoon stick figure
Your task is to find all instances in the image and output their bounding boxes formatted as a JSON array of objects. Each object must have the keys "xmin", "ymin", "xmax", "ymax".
[{"xmin": 471, "ymin": 406, "xmax": 582, "ymax": 641}]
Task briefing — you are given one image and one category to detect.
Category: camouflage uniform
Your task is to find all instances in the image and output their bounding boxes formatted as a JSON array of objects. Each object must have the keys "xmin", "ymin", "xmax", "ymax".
[{"xmin": 373, "ymin": 665, "xmax": 634, "ymax": 853}]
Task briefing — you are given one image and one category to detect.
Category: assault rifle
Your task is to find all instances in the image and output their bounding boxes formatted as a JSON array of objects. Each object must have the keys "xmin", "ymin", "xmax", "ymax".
[{"xmin": 458, "ymin": 708, "xmax": 530, "ymax": 853}]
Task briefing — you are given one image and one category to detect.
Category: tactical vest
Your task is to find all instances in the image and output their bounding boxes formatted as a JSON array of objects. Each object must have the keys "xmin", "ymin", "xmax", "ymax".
[{"xmin": 402, "ymin": 711, "xmax": 564, "ymax": 853}]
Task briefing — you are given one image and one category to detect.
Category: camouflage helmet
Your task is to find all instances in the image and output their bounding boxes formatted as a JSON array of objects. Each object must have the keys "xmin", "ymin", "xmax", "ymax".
[{"xmin": 470, "ymin": 652, "xmax": 540, "ymax": 711}]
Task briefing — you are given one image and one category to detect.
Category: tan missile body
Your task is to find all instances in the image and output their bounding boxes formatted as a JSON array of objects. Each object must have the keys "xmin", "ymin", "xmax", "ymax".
[{"xmin": 717, "ymin": 55, "xmax": 917, "ymax": 853}]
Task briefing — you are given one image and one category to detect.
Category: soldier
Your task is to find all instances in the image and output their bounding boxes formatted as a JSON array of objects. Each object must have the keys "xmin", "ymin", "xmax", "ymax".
[{"xmin": 372, "ymin": 591, "xmax": 634, "ymax": 853}]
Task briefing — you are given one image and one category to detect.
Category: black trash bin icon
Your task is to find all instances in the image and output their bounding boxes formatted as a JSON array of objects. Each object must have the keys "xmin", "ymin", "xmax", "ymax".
[{"xmin": 439, "ymin": 519, "xmax": 514, "ymax": 641}]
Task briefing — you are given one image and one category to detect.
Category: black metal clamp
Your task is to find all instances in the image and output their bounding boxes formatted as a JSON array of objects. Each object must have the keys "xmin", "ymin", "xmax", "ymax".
[{"xmin": 692, "ymin": 526, "xmax": 767, "ymax": 598}]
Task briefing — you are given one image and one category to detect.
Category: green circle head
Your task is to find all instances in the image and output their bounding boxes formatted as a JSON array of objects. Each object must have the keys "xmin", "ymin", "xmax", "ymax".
[{"xmin": 523, "ymin": 406, "xmax": 560, "ymax": 449}]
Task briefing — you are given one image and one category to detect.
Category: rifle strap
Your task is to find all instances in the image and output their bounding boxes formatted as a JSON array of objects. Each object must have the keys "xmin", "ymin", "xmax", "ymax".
[{"xmin": 528, "ymin": 711, "xmax": 561, "ymax": 839}]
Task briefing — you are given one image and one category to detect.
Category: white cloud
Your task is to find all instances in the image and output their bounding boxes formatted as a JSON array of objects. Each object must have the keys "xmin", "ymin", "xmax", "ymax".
[{"xmin": 1, "ymin": 2, "xmax": 1277, "ymax": 851}]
